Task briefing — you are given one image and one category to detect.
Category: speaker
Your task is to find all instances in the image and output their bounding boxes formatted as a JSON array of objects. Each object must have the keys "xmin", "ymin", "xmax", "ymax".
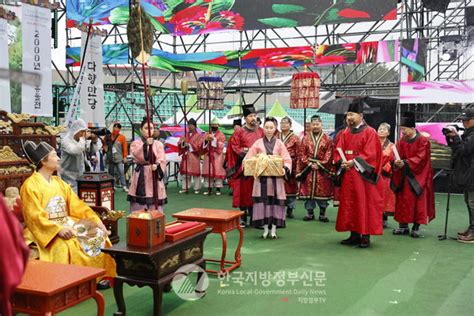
[{"xmin": 422, "ymin": 0, "xmax": 451, "ymax": 13}]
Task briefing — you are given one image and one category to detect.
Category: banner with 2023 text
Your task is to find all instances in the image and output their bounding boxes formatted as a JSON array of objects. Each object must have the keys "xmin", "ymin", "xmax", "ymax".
[
  {"xmin": 80, "ymin": 32, "xmax": 105, "ymax": 126},
  {"xmin": 21, "ymin": 3, "xmax": 52, "ymax": 116}
]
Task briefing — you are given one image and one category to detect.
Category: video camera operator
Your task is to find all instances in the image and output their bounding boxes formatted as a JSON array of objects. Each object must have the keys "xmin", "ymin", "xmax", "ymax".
[{"xmin": 445, "ymin": 107, "xmax": 474, "ymax": 244}]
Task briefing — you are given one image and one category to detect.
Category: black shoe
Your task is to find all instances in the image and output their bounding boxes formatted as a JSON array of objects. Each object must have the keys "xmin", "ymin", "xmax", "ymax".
[
  {"xmin": 318, "ymin": 215, "xmax": 329, "ymax": 223},
  {"xmin": 393, "ymin": 227, "xmax": 410, "ymax": 235},
  {"xmin": 303, "ymin": 215, "xmax": 315, "ymax": 221},
  {"xmin": 97, "ymin": 280, "xmax": 110, "ymax": 290},
  {"xmin": 359, "ymin": 235, "xmax": 371, "ymax": 248},
  {"xmin": 163, "ymin": 283, "xmax": 172, "ymax": 293},
  {"xmin": 340, "ymin": 233, "xmax": 361, "ymax": 246},
  {"xmin": 410, "ymin": 230, "xmax": 421, "ymax": 238},
  {"xmin": 287, "ymin": 208, "xmax": 294, "ymax": 219},
  {"xmin": 383, "ymin": 221, "xmax": 388, "ymax": 229}
]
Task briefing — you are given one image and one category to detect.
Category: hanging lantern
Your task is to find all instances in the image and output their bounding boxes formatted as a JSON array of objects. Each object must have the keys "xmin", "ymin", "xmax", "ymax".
[
  {"xmin": 197, "ymin": 76, "xmax": 225, "ymax": 110},
  {"xmin": 290, "ymin": 72, "xmax": 321, "ymax": 109}
]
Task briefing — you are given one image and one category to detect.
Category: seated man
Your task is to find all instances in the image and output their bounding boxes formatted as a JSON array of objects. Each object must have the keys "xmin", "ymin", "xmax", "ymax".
[{"xmin": 20, "ymin": 141, "xmax": 116, "ymax": 287}]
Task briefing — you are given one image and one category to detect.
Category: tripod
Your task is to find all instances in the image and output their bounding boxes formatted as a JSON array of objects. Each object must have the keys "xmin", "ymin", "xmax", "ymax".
[{"xmin": 437, "ymin": 169, "xmax": 456, "ymax": 241}]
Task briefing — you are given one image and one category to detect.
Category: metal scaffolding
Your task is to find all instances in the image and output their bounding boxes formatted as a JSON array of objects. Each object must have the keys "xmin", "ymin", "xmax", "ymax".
[{"xmin": 53, "ymin": 0, "xmax": 472, "ymax": 124}]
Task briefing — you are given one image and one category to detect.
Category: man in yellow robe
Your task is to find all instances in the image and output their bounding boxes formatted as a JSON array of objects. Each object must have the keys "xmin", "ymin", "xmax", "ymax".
[{"xmin": 20, "ymin": 141, "xmax": 116, "ymax": 287}]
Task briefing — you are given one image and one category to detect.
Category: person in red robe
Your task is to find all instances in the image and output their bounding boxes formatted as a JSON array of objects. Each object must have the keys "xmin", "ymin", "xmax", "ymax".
[
  {"xmin": 178, "ymin": 118, "xmax": 203, "ymax": 194},
  {"xmin": 377, "ymin": 122, "xmax": 396, "ymax": 228},
  {"xmin": 0, "ymin": 195, "xmax": 29, "ymax": 316},
  {"xmin": 297, "ymin": 115, "xmax": 335, "ymax": 222},
  {"xmin": 227, "ymin": 105, "xmax": 264, "ymax": 226},
  {"xmin": 202, "ymin": 117, "xmax": 226, "ymax": 196},
  {"xmin": 225, "ymin": 119, "xmax": 242, "ymax": 197},
  {"xmin": 331, "ymin": 114, "xmax": 348, "ymax": 207},
  {"xmin": 279, "ymin": 116, "xmax": 300, "ymax": 218},
  {"xmin": 334, "ymin": 99, "xmax": 383, "ymax": 248},
  {"xmin": 391, "ymin": 112, "xmax": 436, "ymax": 238}
]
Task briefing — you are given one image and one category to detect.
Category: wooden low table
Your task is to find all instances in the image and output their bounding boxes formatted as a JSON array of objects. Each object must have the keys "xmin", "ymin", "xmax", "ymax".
[
  {"xmin": 172, "ymin": 208, "xmax": 244, "ymax": 275},
  {"xmin": 102, "ymin": 228, "xmax": 211, "ymax": 316},
  {"xmin": 11, "ymin": 260, "xmax": 105, "ymax": 316}
]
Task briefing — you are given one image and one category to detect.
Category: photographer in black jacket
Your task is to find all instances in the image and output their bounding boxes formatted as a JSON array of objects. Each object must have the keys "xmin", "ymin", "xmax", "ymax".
[{"xmin": 445, "ymin": 107, "xmax": 474, "ymax": 243}]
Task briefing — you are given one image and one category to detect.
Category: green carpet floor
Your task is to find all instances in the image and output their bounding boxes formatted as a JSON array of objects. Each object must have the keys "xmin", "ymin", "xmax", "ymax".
[{"xmin": 58, "ymin": 187, "xmax": 472, "ymax": 316}]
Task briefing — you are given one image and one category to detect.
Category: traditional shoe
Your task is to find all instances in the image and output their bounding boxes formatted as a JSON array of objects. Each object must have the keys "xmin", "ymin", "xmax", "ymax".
[
  {"xmin": 303, "ymin": 215, "xmax": 315, "ymax": 221},
  {"xmin": 203, "ymin": 191, "xmax": 210, "ymax": 196},
  {"xmin": 194, "ymin": 190, "xmax": 200, "ymax": 194},
  {"xmin": 123, "ymin": 187, "xmax": 129, "ymax": 193},
  {"xmin": 410, "ymin": 230, "xmax": 421, "ymax": 238},
  {"xmin": 457, "ymin": 232, "xmax": 474, "ymax": 244},
  {"xmin": 271, "ymin": 234, "xmax": 279, "ymax": 240},
  {"xmin": 340, "ymin": 234, "xmax": 361, "ymax": 246},
  {"xmin": 240, "ymin": 221, "xmax": 246, "ymax": 228},
  {"xmin": 318, "ymin": 215, "xmax": 329, "ymax": 223},
  {"xmin": 97, "ymin": 280, "xmax": 110, "ymax": 290},
  {"xmin": 457, "ymin": 228, "xmax": 470, "ymax": 237},
  {"xmin": 179, "ymin": 190, "xmax": 188, "ymax": 194},
  {"xmin": 359, "ymin": 235, "xmax": 371, "ymax": 248},
  {"xmin": 261, "ymin": 232, "xmax": 269, "ymax": 239},
  {"xmin": 215, "ymin": 190, "xmax": 222, "ymax": 196},
  {"xmin": 392, "ymin": 227, "xmax": 410, "ymax": 235}
]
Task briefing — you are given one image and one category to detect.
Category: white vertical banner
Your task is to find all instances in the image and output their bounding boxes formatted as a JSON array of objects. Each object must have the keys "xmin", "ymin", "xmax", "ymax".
[
  {"xmin": 21, "ymin": 3, "xmax": 52, "ymax": 117},
  {"xmin": 80, "ymin": 32, "xmax": 105, "ymax": 126},
  {"xmin": 0, "ymin": 19, "xmax": 11, "ymax": 112}
]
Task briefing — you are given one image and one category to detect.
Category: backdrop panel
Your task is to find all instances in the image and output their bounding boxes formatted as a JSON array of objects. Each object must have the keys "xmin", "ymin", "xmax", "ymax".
[
  {"xmin": 400, "ymin": 80, "xmax": 474, "ymax": 104},
  {"xmin": 66, "ymin": 0, "xmax": 397, "ymax": 35}
]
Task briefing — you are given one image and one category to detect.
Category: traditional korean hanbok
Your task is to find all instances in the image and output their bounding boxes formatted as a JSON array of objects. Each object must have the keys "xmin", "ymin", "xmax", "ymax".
[
  {"xmin": 128, "ymin": 138, "xmax": 167, "ymax": 212},
  {"xmin": 244, "ymin": 137, "xmax": 292, "ymax": 228},
  {"xmin": 20, "ymin": 172, "xmax": 116, "ymax": 277}
]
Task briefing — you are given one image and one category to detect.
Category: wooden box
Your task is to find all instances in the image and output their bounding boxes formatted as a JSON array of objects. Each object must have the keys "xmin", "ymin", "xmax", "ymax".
[
  {"xmin": 165, "ymin": 221, "xmax": 207, "ymax": 242},
  {"xmin": 244, "ymin": 154, "xmax": 284, "ymax": 177},
  {"xmin": 127, "ymin": 210, "xmax": 165, "ymax": 248}
]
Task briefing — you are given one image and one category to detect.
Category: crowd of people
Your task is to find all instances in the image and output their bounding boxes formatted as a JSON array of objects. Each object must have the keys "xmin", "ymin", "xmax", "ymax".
[
  {"xmin": 4, "ymin": 102, "xmax": 471, "ymax": 301},
  {"xmin": 49, "ymin": 102, "xmax": 474, "ymax": 248}
]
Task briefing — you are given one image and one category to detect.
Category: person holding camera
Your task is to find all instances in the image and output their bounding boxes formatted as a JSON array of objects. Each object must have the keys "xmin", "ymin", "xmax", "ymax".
[
  {"xmin": 445, "ymin": 107, "xmax": 474, "ymax": 244},
  {"xmin": 60, "ymin": 119, "xmax": 88, "ymax": 193}
]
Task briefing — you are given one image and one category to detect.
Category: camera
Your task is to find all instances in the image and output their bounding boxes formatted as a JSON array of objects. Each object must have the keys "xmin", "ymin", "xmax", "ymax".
[{"xmin": 442, "ymin": 125, "xmax": 463, "ymax": 136}]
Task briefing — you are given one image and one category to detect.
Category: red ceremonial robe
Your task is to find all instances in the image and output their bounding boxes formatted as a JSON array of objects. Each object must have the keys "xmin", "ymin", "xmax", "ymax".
[
  {"xmin": 0, "ymin": 196, "xmax": 29, "ymax": 315},
  {"xmin": 332, "ymin": 127, "xmax": 347, "ymax": 205},
  {"xmin": 225, "ymin": 130, "xmax": 239, "ymax": 193},
  {"xmin": 279, "ymin": 131, "xmax": 300, "ymax": 197},
  {"xmin": 228, "ymin": 125, "xmax": 264, "ymax": 208},
  {"xmin": 202, "ymin": 130, "xmax": 226, "ymax": 179},
  {"xmin": 334, "ymin": 124, "xmax": 384, "ymax": 235},
  {"xmin": 178, "ymin": 130, "xmax": 202, "ymax": 177},
  {"xmin": 391, "ymin": 132, "xmax": 436, "ymax": 224},
  {"xmin": 380, "ymin": 140, "xmax": 396, "ymax": 213},
  {"xmin": 297, "ymin": 132, "xmax": 335, "ymax": 200}
]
